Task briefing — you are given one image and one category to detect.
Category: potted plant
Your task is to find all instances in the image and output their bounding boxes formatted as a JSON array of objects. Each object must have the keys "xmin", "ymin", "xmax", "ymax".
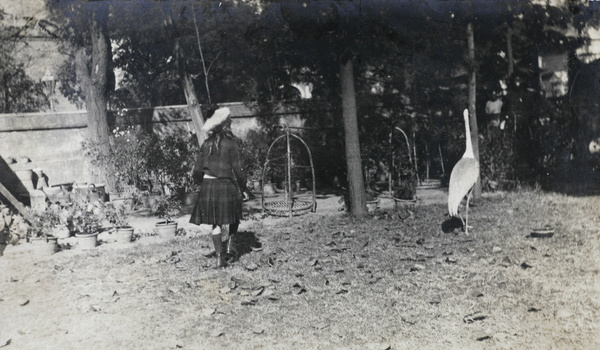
[
  {"xmin": 104, "ymin": 201, "xmax": 135, "ymax": 244},
  {"xmin": 365, "ymin": 191, "xmax": 380, "ymax": 213},
  {"xmin": 393, "ymin": 178, "xmax": 418, "ymax": 209},
  {"xmin": 1, "ymin": 203, "xmax": 28, "ymax": 256},
  {"xmin": 241, "ymin": 129, "xmax": 269, "ymax": 193},
  {"xmin": 151, "ymin": 195, "xmax": 181, "ymax": 238},
  {"xmin": 28, "ymin": 203, "xmax": 70, "ymax": 255},
  {"xmin": 248, "ymin": 167, "xmax": 263, "ymax": 193},
  {"xmin": 67, "ymin": 199, "xmax": 105, "ymax": 249},
  {"xmin": 179, "ymin": 183, "xmax": 200, "ymax": 207}
]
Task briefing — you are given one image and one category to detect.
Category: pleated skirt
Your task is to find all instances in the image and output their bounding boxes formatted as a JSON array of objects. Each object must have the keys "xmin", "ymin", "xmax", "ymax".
[{"xmin": 189, "ymin": 178, "xmax": 242, "ymax": 225}]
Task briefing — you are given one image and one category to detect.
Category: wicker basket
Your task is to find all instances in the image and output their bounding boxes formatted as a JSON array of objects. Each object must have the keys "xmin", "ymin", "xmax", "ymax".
[
  {"xmin": 263, "ymin": 200, "xmax": 314, "ymax": 217},
  {"xmin": 393, "ymin": 197, "xmax": 417, "ymax": 209}
]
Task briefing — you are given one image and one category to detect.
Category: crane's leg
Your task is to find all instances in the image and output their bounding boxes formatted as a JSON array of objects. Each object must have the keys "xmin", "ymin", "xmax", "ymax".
[{"xmin": 464, "ymin": 188, "xmax": 473, "ymax": 235}]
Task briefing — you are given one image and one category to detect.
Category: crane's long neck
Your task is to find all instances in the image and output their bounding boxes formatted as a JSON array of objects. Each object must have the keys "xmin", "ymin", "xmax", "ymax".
[{"xmin": 463, "ymin": 110, "xmax": 475, "ymax": 159}]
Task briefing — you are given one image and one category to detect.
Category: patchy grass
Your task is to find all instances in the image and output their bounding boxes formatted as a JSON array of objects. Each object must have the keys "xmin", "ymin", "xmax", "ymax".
[{"xmin": 1, "ymin": 191, "xmax": 599, "ymax": 349}]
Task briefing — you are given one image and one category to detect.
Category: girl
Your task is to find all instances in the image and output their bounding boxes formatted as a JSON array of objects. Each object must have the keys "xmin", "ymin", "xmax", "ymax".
[{"xmin": 190, "ymin": 107, "xmax": 251, "ymax": 268}]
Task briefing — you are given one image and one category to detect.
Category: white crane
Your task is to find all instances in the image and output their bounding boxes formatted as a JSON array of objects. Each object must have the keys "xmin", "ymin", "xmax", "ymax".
[{"xmin": 448, "ymin": 109, "xmax": 480, "ymax": 234}]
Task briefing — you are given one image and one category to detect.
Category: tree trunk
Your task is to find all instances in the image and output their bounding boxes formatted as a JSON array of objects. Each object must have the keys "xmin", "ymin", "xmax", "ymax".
[
  {"xmin": 467, "ymin": 22, "xmax": 482, "ymax": 198},
  {"xmin": 506, "ymin": 25, "xmax": 514, "ymax": 78},
  {"xmin": 340, "ymin": 54, "xmax": 367, "ymax": 217},
  {"xmin": 75, "ymin": 16, "xmax": 113, "ymax": 191},
  {"xmin": 174, "ymin": 39, "xmax": 206, "ymax": 146},
  {"xmin": 183, "ymin": 71, "xmax": 206, "ymax": 146}
]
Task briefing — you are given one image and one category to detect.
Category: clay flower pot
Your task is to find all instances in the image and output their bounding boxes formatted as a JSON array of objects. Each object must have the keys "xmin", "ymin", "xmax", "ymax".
[
  {"xmin": 30, "ymin": 236, "xmax": 58, "ymax": 256},
  {"xmin": 115, "ymin": 226, "xmax": 135, "ymax": 243},
  {"xmin": 75, "ymin": 232, "xmax": 99, "ymax": 250},
  {"xmin": 155, "ymin": 220, "xmax": 178, "ymax": 238}
]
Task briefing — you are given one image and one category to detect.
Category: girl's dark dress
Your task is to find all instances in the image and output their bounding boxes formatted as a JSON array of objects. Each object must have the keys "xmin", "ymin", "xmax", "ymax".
[{"xmin": 189, "ymin": 137, "xmax": 247, "ymax": 225}]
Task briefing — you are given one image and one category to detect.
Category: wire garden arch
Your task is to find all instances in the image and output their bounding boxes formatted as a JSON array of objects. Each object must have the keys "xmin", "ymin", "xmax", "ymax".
[{"xmin": 261, "ymin": 126, "xmax": 317, "ymax": 217}]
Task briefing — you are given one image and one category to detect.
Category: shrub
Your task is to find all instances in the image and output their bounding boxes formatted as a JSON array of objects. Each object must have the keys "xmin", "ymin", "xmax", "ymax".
[
  {"xmin": 145, "ymin": 131, "xmax": 199, "ymax": 196},
  {"xmin": 83, "ymin": 125, "xmax": 151, "ymax": 193}
]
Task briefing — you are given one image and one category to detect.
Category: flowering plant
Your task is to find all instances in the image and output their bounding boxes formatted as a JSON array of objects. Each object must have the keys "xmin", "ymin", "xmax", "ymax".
[
  {"xmin": 29, "ymin": 202, "xmax": 70, "ymax": 239},
  {"xmin": 67, "ymin": 200, "xmax": 105, "ymax": 235},
  {"xmin": 151, "ymin": 195, "xmax": 181, "ymax": 223},
  {"xmin": 1, "ymin": 203, "xmax": 28, "ymax": 244},
  {"xmin": 104, "ymin": 203, "xmax": 130, "ymax": 228}
]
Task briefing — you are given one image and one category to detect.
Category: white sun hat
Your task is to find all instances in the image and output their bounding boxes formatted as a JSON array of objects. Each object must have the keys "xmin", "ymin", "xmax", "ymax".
[{"xmin": 202, "ymin": 107, "xmax": 231, "ymax": 132}]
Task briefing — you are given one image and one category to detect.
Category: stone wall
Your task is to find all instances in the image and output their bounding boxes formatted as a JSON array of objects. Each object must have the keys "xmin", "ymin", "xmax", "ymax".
[
  {"xmin": 0, "ymin": 103, "xmax": 311, "ymax": 189},
  {"xmin": 0, "ymin": 110, "xmax": 90, "ymax": 187}
]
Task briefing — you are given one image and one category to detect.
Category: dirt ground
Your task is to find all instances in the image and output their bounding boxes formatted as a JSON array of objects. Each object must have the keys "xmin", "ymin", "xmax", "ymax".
[{"xmin": 1, "ymin": 187, "xmax": 599, "ymax": 350}]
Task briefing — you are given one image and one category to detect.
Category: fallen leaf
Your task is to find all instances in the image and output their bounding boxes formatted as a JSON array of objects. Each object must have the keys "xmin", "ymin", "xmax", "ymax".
[
  {"xmin": 336, "ymin": 289, "xmax": 348, "ymax": 294},
  {"xmin": 241, "ymin": 299, "xmax": 257, "ymax": 306},
  {"xmin": 251, "ymin": 287, "xmax": 265, "ymax": 297},
  {"xmin": 411, "ymin": 264, "xmax": 426, "ymax": 271},
  {"xmin": 314, "ymin": 322, "xmax": 329, "ymax": 330},
  {"xmin": 492, "ymin": 246, "xmax": 502, "ymax": 253},
  {"xmin": 219, "ymin": 287, "xmax": 231, "ymax": 294},
  {"xmin": 401, "ymin": 315, "xmax": 417, "ymax": 325},
  {"xmin": 463, "ymin": 312, "xmax": 486, "ymax": 323},
  {"xmin": 201, "ymin": 308, "xmax": 216, "ymax": 316},
  {"xmin": 20, "ymin": 300, "xmax": 29, "ymax": 306},
  {"xmin": 520, "ymin": 262, "xmax": 533, "ymax": 269},
  {"xmin": 429, "ymin": 296, "xmax": 441, "ymax": 304},
  {"xmin": 445, "ymin": 257, "xmax": 457, "ymax": 264},
  {"xmin": 210, "ymin": 330, "xmax": 224, "ymax": 337},
  {"xmin": 528, "ymin": 307, "xmax": 540, "ymax": 312},
  {"xmin": 476, "ymin": 335, "xmax": 491, "ymax": 341}
]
